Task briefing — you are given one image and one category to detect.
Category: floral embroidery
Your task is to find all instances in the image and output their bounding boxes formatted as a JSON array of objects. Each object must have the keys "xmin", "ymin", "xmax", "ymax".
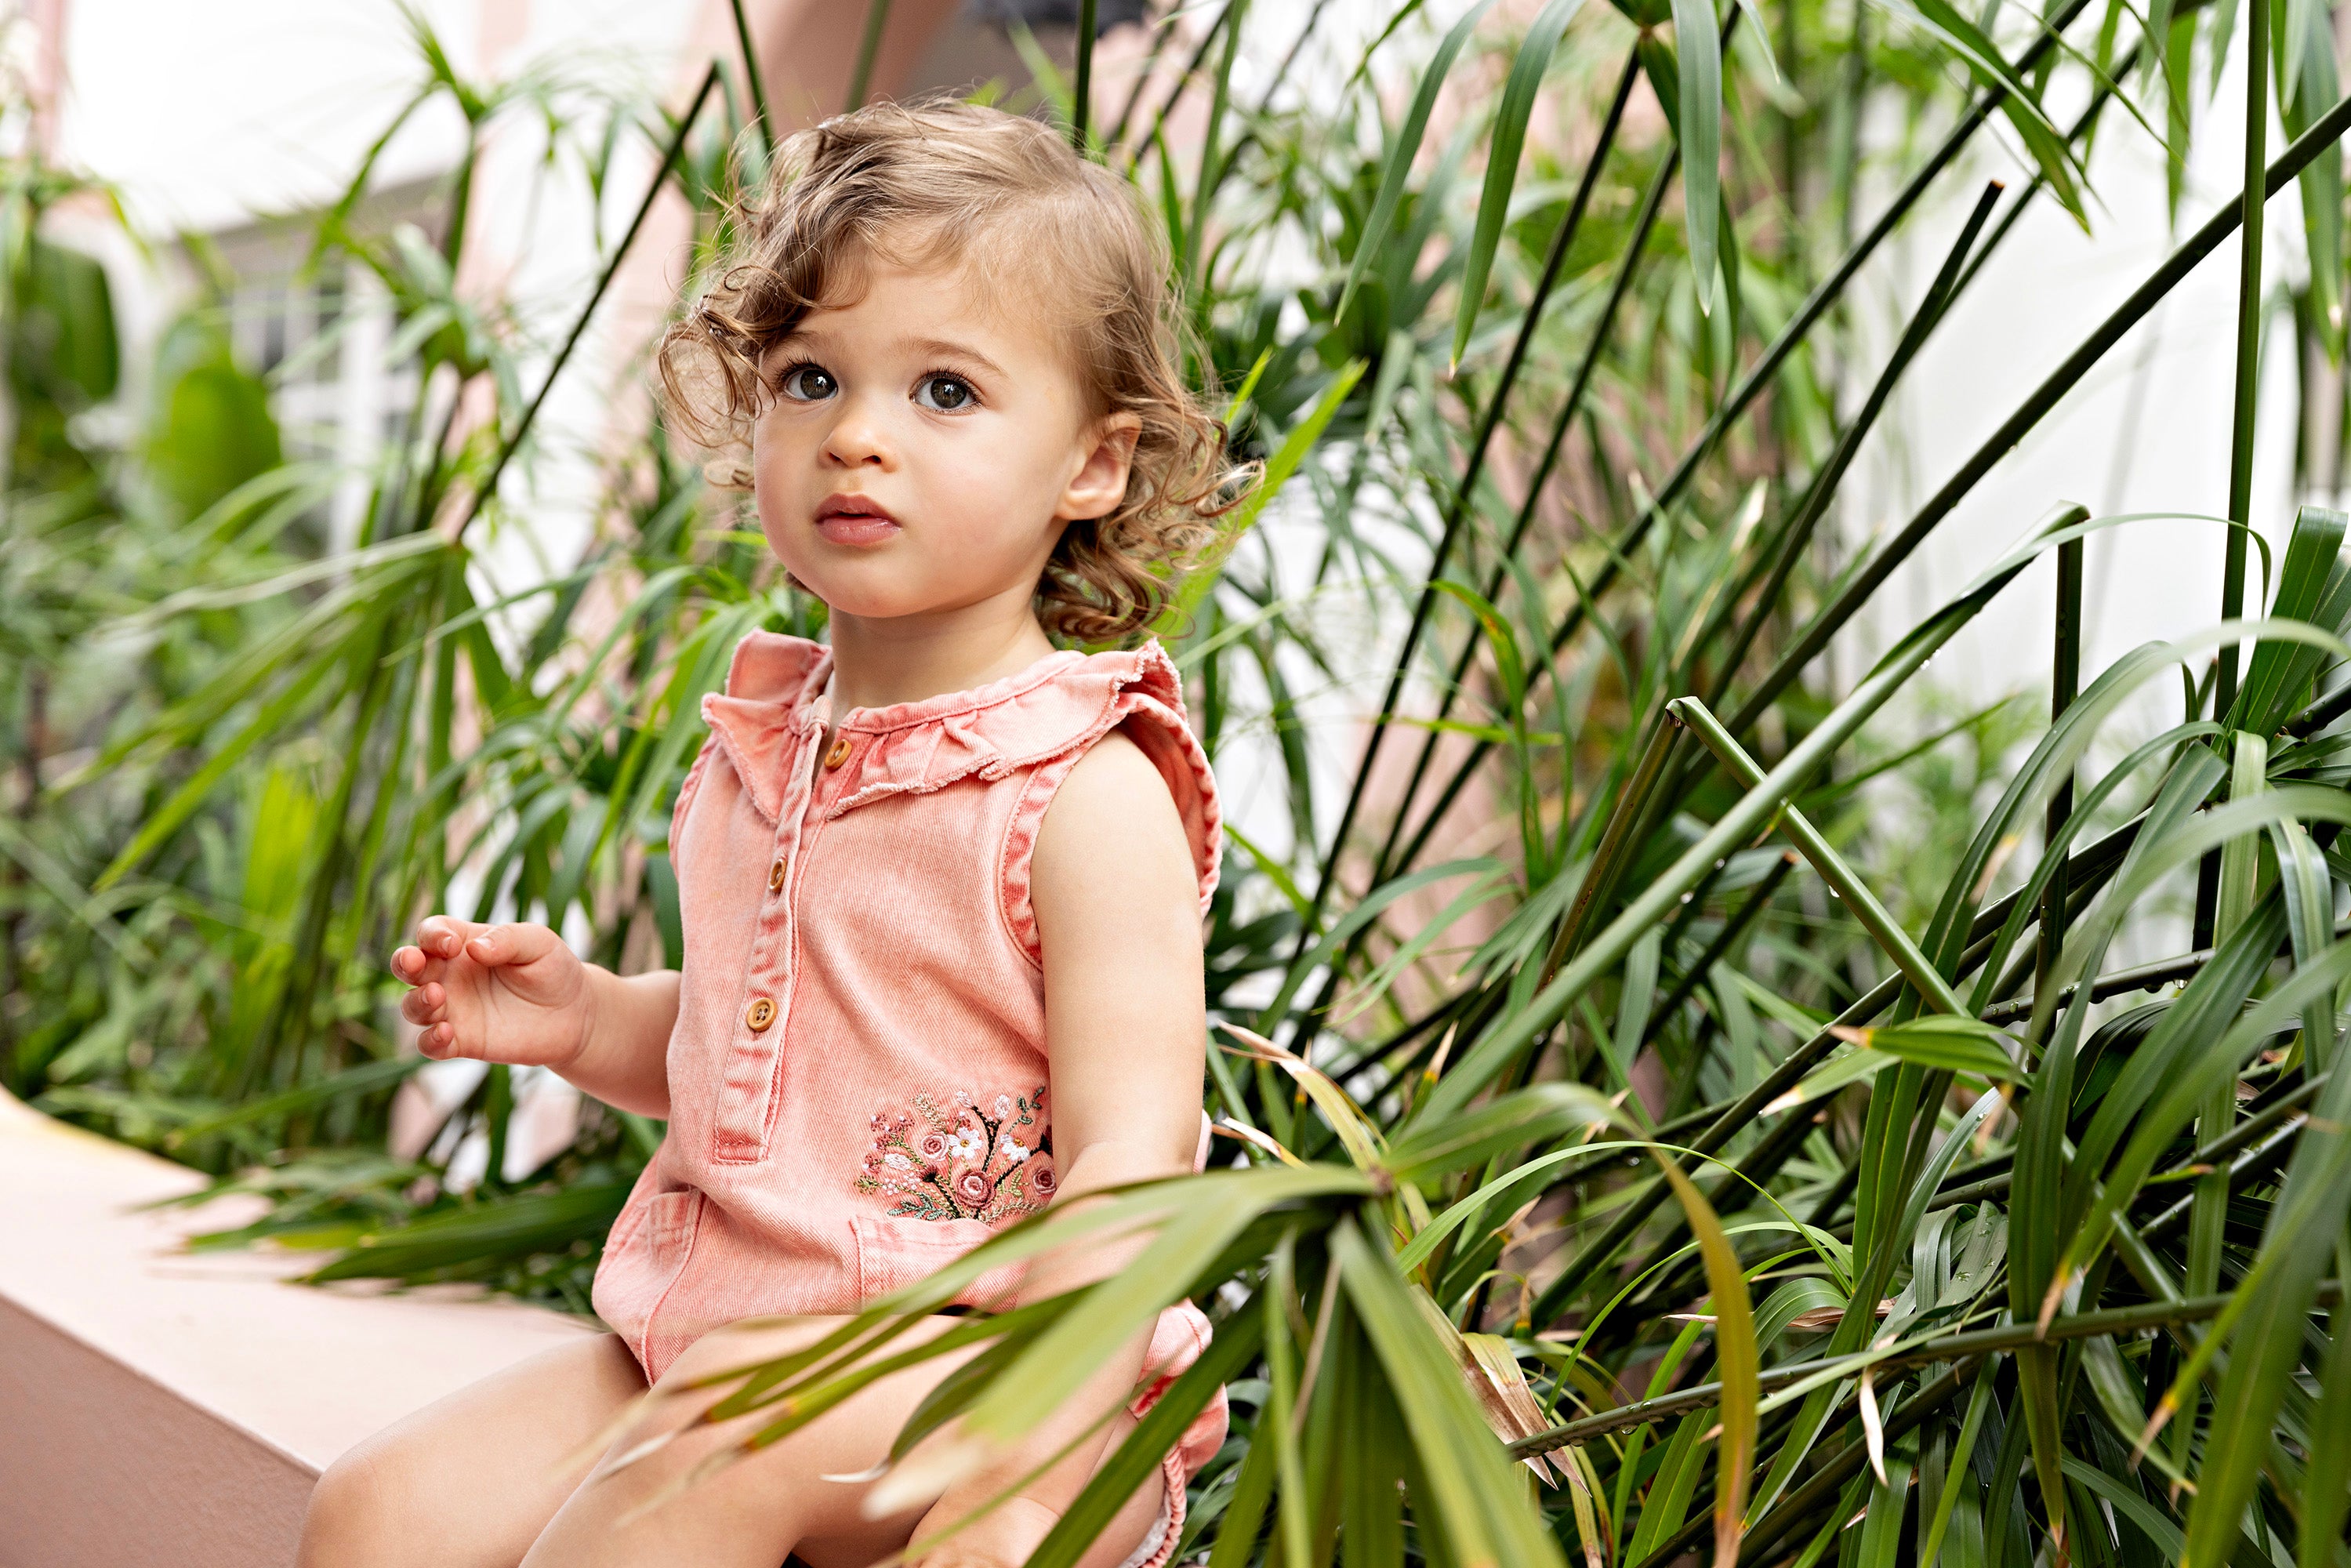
[{"xmin": 858, "ymin": 1086, "xmax": 1054, "ymax": 1222}]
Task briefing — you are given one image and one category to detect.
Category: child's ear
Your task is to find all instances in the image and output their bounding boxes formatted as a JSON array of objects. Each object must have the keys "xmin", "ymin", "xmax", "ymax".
[{"xmin": 1058, "ymin": 413, "xmax": 1143, "ymax": 521}]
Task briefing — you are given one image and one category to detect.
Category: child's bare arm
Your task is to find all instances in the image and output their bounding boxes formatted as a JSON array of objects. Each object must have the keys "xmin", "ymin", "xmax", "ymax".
[
  {"xmin": 913, "ymin": 730, "xmax": 1206, "ymax": 1563},
  {"xmin": 392, "ymin": 916, "xmax": 679, "ymax": 1118}
]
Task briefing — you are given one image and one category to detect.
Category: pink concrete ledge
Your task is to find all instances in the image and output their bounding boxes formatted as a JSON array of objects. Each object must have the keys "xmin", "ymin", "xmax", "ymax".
[{"xmin": 0, "ymin": 1087, "xmax": 596, "ymax": 1568}]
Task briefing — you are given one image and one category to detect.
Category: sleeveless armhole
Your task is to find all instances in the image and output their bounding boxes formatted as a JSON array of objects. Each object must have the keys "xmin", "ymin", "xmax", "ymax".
[{"xmin": 999, "ymin": 673, "xmax": 1221, "ymax": 973}]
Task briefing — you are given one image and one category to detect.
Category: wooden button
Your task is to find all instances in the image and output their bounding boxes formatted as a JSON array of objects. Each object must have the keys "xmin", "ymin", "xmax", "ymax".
[
  {"xmin": 824, "ymin": 735, "xmax": 852, "ymax": 770},
  {"xmin": 744, "ymin": 996, "xmax": 777, "ymax": 1033},
  {"xmin": 767, "ymin": 858, "xmax": 787, "ymax": 891}
]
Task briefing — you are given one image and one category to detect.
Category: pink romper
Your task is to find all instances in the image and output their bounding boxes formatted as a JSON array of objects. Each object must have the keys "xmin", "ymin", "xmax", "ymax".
[{"xmin": 591, "ymin": 633, "xmax": 1228, "ymax": 1566}]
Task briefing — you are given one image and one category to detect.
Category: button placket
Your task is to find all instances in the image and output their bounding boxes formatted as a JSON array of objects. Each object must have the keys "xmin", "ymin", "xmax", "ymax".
[{"xmin": 710, "ymin": 720, "xmax": 822, "ymax": 1163}]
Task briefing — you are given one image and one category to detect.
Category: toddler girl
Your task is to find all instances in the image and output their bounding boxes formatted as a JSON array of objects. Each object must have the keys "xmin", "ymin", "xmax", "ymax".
[{"xmin": 299, "ymin": 99, "xmax": 1235, "ymax": 1568}]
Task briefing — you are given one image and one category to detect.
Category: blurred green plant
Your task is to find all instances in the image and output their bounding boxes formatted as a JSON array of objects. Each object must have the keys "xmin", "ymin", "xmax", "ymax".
[{"xmin": 9, "ymin": 0, "xmax": 2351, "ymax": 1561}]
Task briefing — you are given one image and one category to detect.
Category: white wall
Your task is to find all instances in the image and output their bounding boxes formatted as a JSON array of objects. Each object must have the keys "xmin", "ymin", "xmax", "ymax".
[
  {"xmin": 1818, "ymin": 27, "xmax": 2319, "ymax": 969},
  {"xmin": 54, "ymin": 1, "xmax": 701, "ymax": 232},
  {"xmin": 1836, "ymin": 28, "xmax": 2306, "ymax": 729}
]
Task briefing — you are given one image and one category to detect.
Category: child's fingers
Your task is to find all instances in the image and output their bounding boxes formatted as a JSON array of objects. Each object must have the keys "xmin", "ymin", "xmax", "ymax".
[
  {"xmin": 415, "ymin": 914, "xmax": 491, "ymax": 960},
  {"xmin": 390, "ymin": 945, "xmax": 431, "ymax": 984},
  {"xmin": 398, "ymin": 982, "xmax": 447, "ymax": 1026},
  {"xmin": 462, "ymin": 922, "xmax": 564, "ymax": 969},
  {"xmin": 416, "ymin": 1021, "xmax": 466, "ymax": 1059}
]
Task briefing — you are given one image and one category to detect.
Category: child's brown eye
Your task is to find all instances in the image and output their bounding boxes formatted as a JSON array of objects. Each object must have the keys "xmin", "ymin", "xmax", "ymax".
[
  {"xmin": 780, "ymin": 364, "xmax": 836, "ymax": 401},
  {"xmin": 914, "ymin": 374, "xmax": 975, "ymax": 412}
]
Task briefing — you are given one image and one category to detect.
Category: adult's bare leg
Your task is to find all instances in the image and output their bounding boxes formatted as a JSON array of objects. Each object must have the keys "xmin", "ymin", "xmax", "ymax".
[
  {"xmin": 520, "ymin": 1315, "xmax": 1166, "ymax": 1568},
  {"xmin": 299, "ymin": 1332, "xmax": 648, "ymax": 1568}
]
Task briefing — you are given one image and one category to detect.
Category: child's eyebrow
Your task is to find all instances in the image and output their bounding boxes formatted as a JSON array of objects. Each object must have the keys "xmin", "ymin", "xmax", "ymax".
[
  {"xmin": 902, "ymin": 336, "xmax": 1008, "ymax": 382},
  {"xmin": 769, "ymin": 329, "xmax": 1009, "ymax": 385}
]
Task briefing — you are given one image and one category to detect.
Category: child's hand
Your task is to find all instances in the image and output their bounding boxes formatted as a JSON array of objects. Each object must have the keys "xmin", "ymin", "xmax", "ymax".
[{"xmin": 390, "ymin": 917, "xmax": 593, "ymax": 1069}]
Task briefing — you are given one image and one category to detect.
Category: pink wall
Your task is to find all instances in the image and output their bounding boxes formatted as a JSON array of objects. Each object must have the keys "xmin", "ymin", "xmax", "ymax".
[
  {"xmin": 0, "ymin": 1090, "xmax": 595, "ymax": 1567},
  {"xmin": 0, "ymin": 1298, "xmax": 317, "ymax": 1568}
]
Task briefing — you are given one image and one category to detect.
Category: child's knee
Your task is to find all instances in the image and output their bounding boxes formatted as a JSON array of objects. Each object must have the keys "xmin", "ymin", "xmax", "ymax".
[{"xmin": 299, "ymin": 1439, "xmax": 413, "ymax": 1566}]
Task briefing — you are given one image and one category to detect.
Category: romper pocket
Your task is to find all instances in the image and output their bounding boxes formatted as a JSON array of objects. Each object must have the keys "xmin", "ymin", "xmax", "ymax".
[
  {"xmin": 644, "ymin": 1188, "xmax": 705, "ymax": 1274},
  {"xmin": 593, "ymin": 1188, "xmax": 705, "ymax": 1369},
  {"xmin": 850, "ymin": 1213, "xmax": 1026, "ymax": 1308}
]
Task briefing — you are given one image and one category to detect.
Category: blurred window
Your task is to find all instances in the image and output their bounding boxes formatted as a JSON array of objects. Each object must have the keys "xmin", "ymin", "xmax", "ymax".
[{"xmin": 202, "ymin": 184, "xmax": 434, "ymax": 550}]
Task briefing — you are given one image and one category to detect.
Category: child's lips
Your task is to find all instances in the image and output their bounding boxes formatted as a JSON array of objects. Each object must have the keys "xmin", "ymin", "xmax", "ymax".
[{"xmin": 814, "ymin": 497, "xmax": 902, "ymax": 546}]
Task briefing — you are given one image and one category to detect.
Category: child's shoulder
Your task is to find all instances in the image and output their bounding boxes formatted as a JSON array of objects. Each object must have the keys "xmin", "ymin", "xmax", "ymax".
[
  {"xmin": 1032, "ymin": 724, "xmax": 1201, "ymax": 909},
  {"xmin": 1040, "ymin": 641, "xmax": 1221, "ymax": 905},
  {"xmin": 1054, "ymin": 725, "xmax": 1170, "ymax": 815}
]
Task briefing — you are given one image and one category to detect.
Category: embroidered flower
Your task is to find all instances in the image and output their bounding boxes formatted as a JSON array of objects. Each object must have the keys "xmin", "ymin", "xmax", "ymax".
[{"xmin": 855, "ymin": 1086, "xmax": 1053, "ymax": 1222}]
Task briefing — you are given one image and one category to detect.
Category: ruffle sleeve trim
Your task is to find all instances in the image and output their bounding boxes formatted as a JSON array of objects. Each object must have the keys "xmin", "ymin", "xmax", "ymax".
[{"xmin": 995, "ymin": 644, "xmax": 1223, "ymax": 968}]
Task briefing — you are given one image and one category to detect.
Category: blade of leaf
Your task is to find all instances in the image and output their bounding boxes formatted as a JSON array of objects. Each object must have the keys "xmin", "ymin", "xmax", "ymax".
[
  {"xmin": 1333, "ymin": 0, "xmax": 1500, "ymax": 325},
  {"xmin": 1025, "ymin": 1307, "xmax": 1264, "ymax": 1568},
  {"xmin": 1653, "ymin": 1151, "xmax": 1757, "ymax": 1568},
  {"xmin": 1831, "ymin": 1018, "xmax": 2021, "ymax": 1080},
  {"xmin": 2182, "ymin": 1005, "xmax": 2351, "ymax": 1567},
  {"xmin": 1673, "ymin": 0, "xmax": 1724, "ymax": 310},
  {"xmin": 2300, "ymin": 1243, "xmax": 2351, "ymax": 1568},
  {"xmin": 1333, "ymin": 1218, "xmax": 1566, "ymax": 1568},
  {"xmin": 1450, "ymin": 0, "xmax": 1587, "ymax": 365}
]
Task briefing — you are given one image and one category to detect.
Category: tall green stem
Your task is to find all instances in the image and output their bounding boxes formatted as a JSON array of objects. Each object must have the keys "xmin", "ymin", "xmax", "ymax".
[
  {"xmin": 1380, "ymin": 0, "xmax": 2105, "ymax": 880},
  {"xmin": 728, "ymin": 0, "xmax": 771, "ymax": 151},
  {"xmin": 1072, "ymin": 0, "xmax": 1098, "ymax": 150},
  {"xmin": 1285, "ymin": 38, "xmax": 1676, "ymax": 992},
  {"xmin": 2037, "ymin": 537, "xmax": 2084, "ymax": 999},
  {"xmin": 1733, "ymin": 77, "xmax": 2351, "ymax": 735},
  {"xmin": 1367, "ymin": 52, "xmax": 1655, "ymax": 885},
  {"xmin": 2197, "ymin": 0, "xmax": 2271, "ymax": 948},
  {"xmin": 847, "ymin": 0, "xmax": 892, "ymax": 112},
  {"xmin": 2218, "ymin": 0, "xmax": 2271, "ymax": 717}
]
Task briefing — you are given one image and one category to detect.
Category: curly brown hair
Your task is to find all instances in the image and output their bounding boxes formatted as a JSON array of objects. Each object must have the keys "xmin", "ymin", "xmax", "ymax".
[{"xmin": 659, "ymin": 98, "xmax": 1244, "ymax": 643}]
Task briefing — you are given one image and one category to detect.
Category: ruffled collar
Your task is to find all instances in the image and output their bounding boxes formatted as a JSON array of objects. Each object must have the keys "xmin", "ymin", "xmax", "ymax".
[{"xmin": 698, "ymin": 633, "xmax": 1183, "ymax": 823}]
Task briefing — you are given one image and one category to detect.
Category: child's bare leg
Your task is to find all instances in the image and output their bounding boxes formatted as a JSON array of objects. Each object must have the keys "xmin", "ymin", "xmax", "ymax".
[
  {"xmin": 521, "ymin": 1315, "xmax": 1166, "ymax": 1568},
  {"xmin": 299, "ymin": 1333, "xmax": 646, "ymax": 1568}
]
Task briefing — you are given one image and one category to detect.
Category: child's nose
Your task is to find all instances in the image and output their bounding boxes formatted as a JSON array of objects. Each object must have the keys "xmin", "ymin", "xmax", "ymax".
[{"xmin": 821, "ymin": 396, "xmax": 894, "ymax": 467}]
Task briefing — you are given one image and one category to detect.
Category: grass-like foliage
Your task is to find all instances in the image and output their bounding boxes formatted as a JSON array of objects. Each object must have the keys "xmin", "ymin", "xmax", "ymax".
[{"xmin": 7, "ymin": 0, "xmax": 2351, "ymax": 1561}]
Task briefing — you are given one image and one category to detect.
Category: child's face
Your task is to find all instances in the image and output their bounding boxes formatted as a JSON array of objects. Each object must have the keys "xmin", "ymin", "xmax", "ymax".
[{"xmin": 750, "ymin": 258, "xmax": 1136, "ymax": 627}]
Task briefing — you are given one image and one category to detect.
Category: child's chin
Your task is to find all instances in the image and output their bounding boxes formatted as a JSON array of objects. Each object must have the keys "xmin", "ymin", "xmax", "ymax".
[{"xmin": 805, "ymin": 583, "xmax": 945, "ymax": 622}]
